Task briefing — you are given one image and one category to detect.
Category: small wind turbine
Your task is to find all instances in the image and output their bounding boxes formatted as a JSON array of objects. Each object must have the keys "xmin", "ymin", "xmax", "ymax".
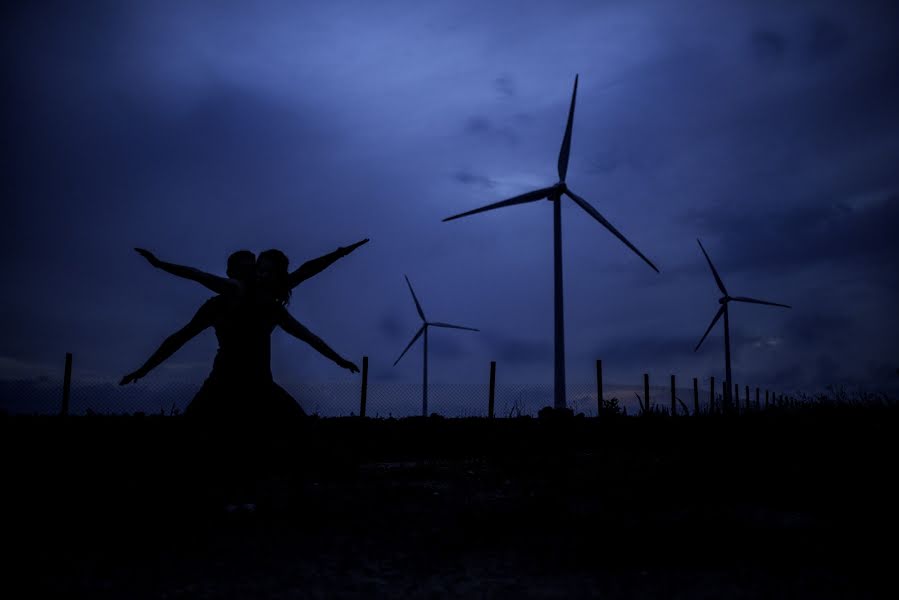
[
  {"xmin": 394, "ymin": 275, "xmax": 479, "ymax": 417},
  {"xmin": 443, "ymin": 75, "xmax": 659, "ymax": 411},
  {"xmin": 694, "ymin": 238, "xmax": 791, "ymax": 408}
]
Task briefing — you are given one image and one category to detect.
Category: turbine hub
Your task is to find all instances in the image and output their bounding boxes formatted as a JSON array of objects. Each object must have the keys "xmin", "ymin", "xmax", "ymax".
[
  {"xmin": 548, "ymin": 182, "xmax": 566, "ymax": 200},
  {"xmin": 719, "ymin": 296, "xmax": 730, "ymax": 304}
]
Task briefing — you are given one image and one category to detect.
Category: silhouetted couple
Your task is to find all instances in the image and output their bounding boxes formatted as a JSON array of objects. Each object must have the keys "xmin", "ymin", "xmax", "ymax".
[{"xmin": 120, "ymin": 240, "xmax": 368, "ymax": 419}]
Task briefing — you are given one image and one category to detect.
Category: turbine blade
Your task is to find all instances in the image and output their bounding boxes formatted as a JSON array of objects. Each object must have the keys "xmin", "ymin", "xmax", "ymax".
[
  {"xmin": 696, "ymin": 238, "xmax": 727, "ymax": 296},
  {"xmin": 564, "ymin": 189, "xmax": 660, "ymax": 273},
  {"xmin": 730, "ymin": 296, "xmax": 792, "ymax": 309},
  {"xmin": 694, "ymin": 306, "xmax": 725, "ymax": 352},
  {"xmin": 442, "ymin": 187, "xmax": 555, "ymax": 222},
  {"xmin": 404, "ymin": 275, "xmax": 426, "ymax": 321},
  {"xmin": 429, "ymin": 322, "xmax": 480, "ymax": 332},
  {"xmin": 557, "ymin": 74, "xmax": 578, "ymax": 182},
  {"xmin": 393, "ymin": 325, "xmax": 425, "ymax": 366}
]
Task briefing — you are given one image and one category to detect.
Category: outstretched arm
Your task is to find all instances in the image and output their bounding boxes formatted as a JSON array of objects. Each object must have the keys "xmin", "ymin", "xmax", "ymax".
[
  {"xmin": 287, "ymin": 238, "xmax": 369, "ymax": 290},
  {"xmin": 277, "ymin": 309, "xmax": 359, "ymax": 373},
  {"xmin": 134, "ymin": 248, "xmax": 242, "ymax": 296},
  {"xmin": 119, "ymin": 301, "xmax": 214, "ymax": 385}
]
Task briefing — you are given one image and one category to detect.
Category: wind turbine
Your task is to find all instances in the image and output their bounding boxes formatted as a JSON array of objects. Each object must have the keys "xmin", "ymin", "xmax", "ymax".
[
  {"xmin": 443, "ymin": 75, "xmax": 659, "ymax": 411},
  {"xmin": 694, "ymin": 238, "xmax": 791, "ymax": 409},
  {"xmin": 393, "ymin": 275, "xmax": 479, "ymax": 417}
]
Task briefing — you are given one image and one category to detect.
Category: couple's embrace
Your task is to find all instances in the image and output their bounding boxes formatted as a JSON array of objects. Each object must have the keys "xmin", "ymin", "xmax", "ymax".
[{"xmin": 120, "ymin": 239, "xmax": 368, "ymax": 418}]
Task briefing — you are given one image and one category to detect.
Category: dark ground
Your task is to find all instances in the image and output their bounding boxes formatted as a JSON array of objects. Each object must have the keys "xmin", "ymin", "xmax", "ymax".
[{"xmin": 3, "ymin": 407, "xmax": 897, "ymax": 598}]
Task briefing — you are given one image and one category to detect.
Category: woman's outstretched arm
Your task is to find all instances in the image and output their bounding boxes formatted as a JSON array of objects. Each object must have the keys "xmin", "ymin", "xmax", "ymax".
[
  {"xmin": 119, "ymin": 300, "xmax": 215, "ymax": 385},
  {"xmin": 287, "ymin": 238, "xmax": 369, "ymax": 290},
  {"xmin": 134, "ymin": 248, "xmax": 242, "ymax": 296},
  {"xmin": 277, "ymin": 309, "xmax": 359, "ymax": 373}
]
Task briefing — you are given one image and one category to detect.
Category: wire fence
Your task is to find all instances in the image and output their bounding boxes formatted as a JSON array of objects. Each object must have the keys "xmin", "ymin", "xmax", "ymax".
[{"xmin": 1, "ymin": 374, "xmax": 769, "ymax": 418}]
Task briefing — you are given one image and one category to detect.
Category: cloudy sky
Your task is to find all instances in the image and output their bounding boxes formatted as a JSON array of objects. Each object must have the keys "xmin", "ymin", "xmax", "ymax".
[{"xmin": 3, "ymin": 0, "xmax": 898, "ymax": 411}]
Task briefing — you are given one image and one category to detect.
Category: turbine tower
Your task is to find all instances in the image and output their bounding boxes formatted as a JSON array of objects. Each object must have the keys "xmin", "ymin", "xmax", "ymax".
[
  {"xmin": 694, "ymin": 238, "xmax": 791, "ymax": 409},
  {"xmin": 394, "ymin": 275, "xmax": 479, "ymax": 417},
  {"xmin": 443, "ymin": 75, "xmax": 659, "ymax": 411}
]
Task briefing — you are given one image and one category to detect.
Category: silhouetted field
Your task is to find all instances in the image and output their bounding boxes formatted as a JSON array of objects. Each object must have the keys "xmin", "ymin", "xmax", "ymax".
[{"xmin": 4, "ymin": 405, "xmax": 897, "ymax": 598}]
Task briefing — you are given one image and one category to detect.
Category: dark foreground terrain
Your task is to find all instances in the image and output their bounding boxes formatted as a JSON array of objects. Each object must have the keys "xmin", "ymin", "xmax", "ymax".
[{"xmin": 4, "ymin": 407, "xmax": 897, "ymax": 598}]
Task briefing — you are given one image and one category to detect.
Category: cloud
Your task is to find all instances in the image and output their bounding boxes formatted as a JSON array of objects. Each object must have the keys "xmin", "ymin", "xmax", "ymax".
[
  {"xmin": 453, "ymin": 170, "xmax": 496, "ymax": 188},
  {"xmin": 462, "ymin": 115, "xmax": 518, "ymax": 144},
  {"xmin": 680, "ymin": 193, "xmax": 899, "ymax": 285},
  {"xmin": 750, "ymin": 30, "xmax": 787, "ymax": 65},
  {"xmin": 494, "ymin": 75, "xmax": 516, "ymax": 98},
  {"xmin": 378, "ymin": 312, "xmax": 406, "ymax": 342},
  {"xmin": 749, "ymin": 15, "xmax": 847, "ymax": 68},
  {"xmin": 803, "ymin": 15, "xmax": 848, "ymax": 62}
]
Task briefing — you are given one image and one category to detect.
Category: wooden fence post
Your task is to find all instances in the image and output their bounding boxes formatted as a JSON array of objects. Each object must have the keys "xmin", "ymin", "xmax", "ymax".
[
  {"xmin": 734, "ymin": 383, "xmax": 740, "ymax": 413},
  {"xmin": 670, "ymin": 374, "xmax": 676, "ymax": 417},
  {"xmin": 488, "ymin": 361, "xmax": 496, "ymax": 419},
  {"xmin": 745, "ymin": 385, "xmax": 750, "ymax": 412},
  {"xmin": 359, "ymin": 356, "xmax": 369, "ymax": 417},
  {"xmin": 643, "ymin": 373, "xmax": 650, "ymax": 416},
  {"xmin": 61, "ymin": 352, "xmax": 72, "ymax": 417},
  {"xmin": 709, "ymin": 376, "xmax": 715, "ymax": 414},
  {"xmin": 596, "ymin": 359, "xmax": 603, "ymax": 418},
  {"xmin": 765, "ymin": 389, "xmax": 769, "ymax": 409},
  {"xmin": 755, "ymin": 387, "xmax": 760, "ymax": 411},
  {"xmin": 693, "ymin": 377, "xmax": 699, "ymax": 417}
]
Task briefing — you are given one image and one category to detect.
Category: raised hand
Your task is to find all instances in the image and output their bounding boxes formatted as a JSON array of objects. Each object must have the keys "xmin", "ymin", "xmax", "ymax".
[
  {"xmin": 134, "ymin": 248, "xmax": 161, "ymax": 268},
  {"xmin": 119, "ymin": 371, "xmax": 143, "ymax": 385},
  {"xmin": 340, "ymin": 238, "xmax": 370, "ymax": 256}
]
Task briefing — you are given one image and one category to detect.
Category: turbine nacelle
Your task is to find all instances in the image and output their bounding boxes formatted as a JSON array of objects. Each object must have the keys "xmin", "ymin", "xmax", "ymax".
[{"xmin": 547, "ymin": 182, "xmax": 567, "ymax": 200}]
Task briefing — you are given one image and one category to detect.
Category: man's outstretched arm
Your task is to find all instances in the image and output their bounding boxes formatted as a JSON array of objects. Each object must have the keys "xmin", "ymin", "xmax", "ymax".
[
  {"xmin": 119, "ymin": 301, "xmax": 214, "ymax": 385},
  {"xmin": 277, "ymin": 309, "xmax": 359, "ymax": 373},
  {"xmin": 287, "ymin": 238, "xmax": 369, "ymax": 290},
  {"xmin": 134, "ymin": 248, "xmax": 242, "ymax": 296}
]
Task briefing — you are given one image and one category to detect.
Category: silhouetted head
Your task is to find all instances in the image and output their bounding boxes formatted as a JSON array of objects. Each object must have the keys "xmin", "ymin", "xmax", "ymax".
[
  {"xmin": 226, "ymin": 250, "xmax": 256, "ymax": 282},
  {"xmin": 257, "ymin": 249, "xmax": 291, "ymax": 306}
]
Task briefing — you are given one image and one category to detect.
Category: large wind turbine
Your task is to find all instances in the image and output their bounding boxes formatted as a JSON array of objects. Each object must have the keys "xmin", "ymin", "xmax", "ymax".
[
  {"xmin": 394, "ymin": 275, "xmax": 479, "ymax": 417},
  {"xmin": 443, "ymin": 75, "xmax": 659, "ymax": 411},
  {"xmin": 694, "ymin": 238, "xmax": 791, "ymax": 408}
]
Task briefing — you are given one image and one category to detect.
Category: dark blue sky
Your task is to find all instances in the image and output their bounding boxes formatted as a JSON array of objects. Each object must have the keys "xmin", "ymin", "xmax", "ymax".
[{"xmin": 3, "ymin": 0, "xmax": 898, "ymax": 400}]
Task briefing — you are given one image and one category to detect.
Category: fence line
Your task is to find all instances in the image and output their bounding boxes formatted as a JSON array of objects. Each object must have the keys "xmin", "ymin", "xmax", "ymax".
[{"xmin": 0, "ymin": 352, "xmax": 821, "ymax": 418}]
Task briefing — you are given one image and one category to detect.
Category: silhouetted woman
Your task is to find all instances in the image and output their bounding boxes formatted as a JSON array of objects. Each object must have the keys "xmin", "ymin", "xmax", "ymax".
[{"xmin": 121, "ymin": 249, "xmax": 358, "ymax": 419}]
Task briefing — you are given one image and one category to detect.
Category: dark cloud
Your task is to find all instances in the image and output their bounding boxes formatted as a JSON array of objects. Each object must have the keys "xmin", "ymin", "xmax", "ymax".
[
  {"xmin": 750, "ymin": 30, "xmax": 787, "ymax": 65},
  {"xmin": 684, "ymin": 193, "xmax": 899, "ymax": 280},
  {"xmin": 378, "ymin": 312, "xmax": 406, "ymax": 341},
  {"xmin": 463, "ymin": 115, "xmax": 518, "ymax": 144},
  {"xmin": 453, "ymin": 170, "xmax": 496, "ymax": 188},
  {"xmin": 494, "ymin": 75, "xmax": 516, "ymax": 98},
  {"xmin": 803, "ymin": 15, "xmax": 848, "ymax": 62},
  {"xmin": 783, "ymin": 312, "xmax": 854, "ymax": 346},
  {"xmin": 750, "ymin": 15, "xmax": 847, "ymax": 68},
  {"xmin": 465, "ymin": 116, "xmax": 491, "ymax": 134}
]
